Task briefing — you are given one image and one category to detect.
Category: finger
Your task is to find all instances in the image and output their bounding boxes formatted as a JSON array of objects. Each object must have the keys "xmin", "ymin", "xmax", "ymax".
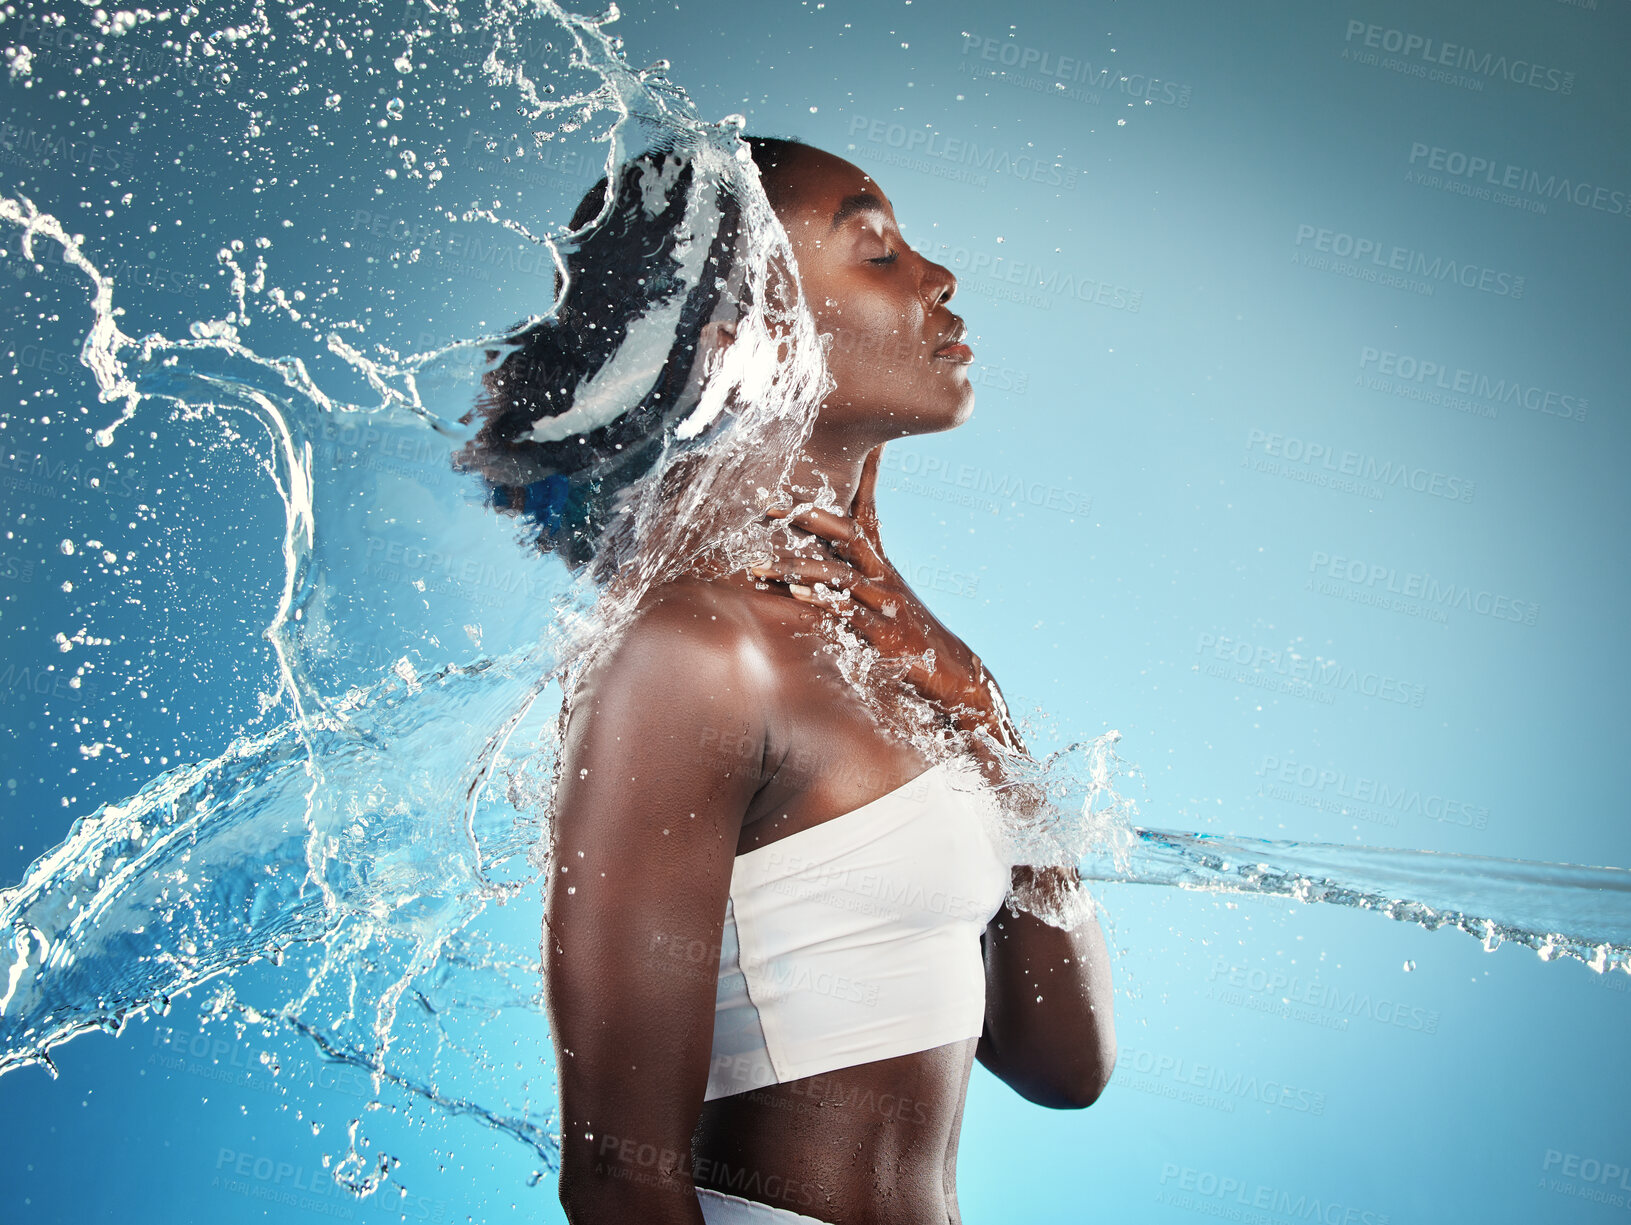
[
  {"xmin": 762, "ymin": 503, "xmax": 856, "ymax": 558},
  {"xmin": 851, "ymin": 448, "xmax": 882, "ymax": 537},
  {"xmin": 764, "ymin": 499, "xmax": 868, "ymax": 551},
  {"xmin": 771, "ymin": 503, "xmax": 856, "ymax": 542},
  {"xmin": 780, "ymin": 506, "xmax": 887, "ymax": 579},
  {"xmin": 901, "ymin": 660, "xmax": 969, "ymax": 706},
  {"xmin": 818, "ymin": 600, "xmax": 913, "ymax": 656},
  {"xmin": 748, "ymin": 557, "xmax": 862, "ymax": 589},
  {"xmin": 784, "ymin": 580, "xmax": 862, "ymax": 616},
  {"xmin": 837, "ymin": 581, "xmax": 903, "ymax": 620}
]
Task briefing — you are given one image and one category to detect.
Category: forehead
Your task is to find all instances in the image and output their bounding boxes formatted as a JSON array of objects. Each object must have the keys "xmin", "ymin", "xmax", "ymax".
[{"xmin": 767, "ymin": 148, "xmax": 898, "ymax": 230}]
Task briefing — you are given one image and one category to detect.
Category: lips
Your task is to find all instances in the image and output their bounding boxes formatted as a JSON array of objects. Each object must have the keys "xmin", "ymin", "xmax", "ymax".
[{"xmin": 932, "ymin": 317, "xmax": 973, "ymax": 363}]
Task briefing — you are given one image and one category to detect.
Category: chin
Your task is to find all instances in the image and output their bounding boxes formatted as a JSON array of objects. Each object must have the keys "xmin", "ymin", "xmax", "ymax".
[
  {"xmin": 913, "ymin": 390, "xmax": 973, "ymax": 435},
  {"xmin": 944, "ymin": 384, "xmax": 976, "ymax": 429}
]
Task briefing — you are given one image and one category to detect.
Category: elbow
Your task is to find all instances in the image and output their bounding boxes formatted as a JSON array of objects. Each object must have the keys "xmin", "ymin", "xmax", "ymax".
[
  {"xmin": 1015, "ymin": 1033, "xmax": 1117, "ymax": 1111},
  {"xmin": 556, "ymin": 1164, "xmax": 638, "ymax": 1224},
  {"xmin": 1076, "ymin": 1029, "xmax": 1118, "ymax": 1108},
  {"xmin": 1058, "ymin": 1045, "xmax": 1117, "ymax": 1109},
  {"xmin": 556, "ymin": 1165, "xmax": 606, "ymax": 1223},
  {"xmin": 557, "ymin": 1157, "xmax": 697, "ymax": 1224},
  {"xmin": 1044, "ymin": 1046, "xmax": 1117, "ymax": 1111}
]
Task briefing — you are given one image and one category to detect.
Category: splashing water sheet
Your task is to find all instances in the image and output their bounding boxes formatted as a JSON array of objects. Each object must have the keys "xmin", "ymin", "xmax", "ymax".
[{"xmin": 3, "ymin": 1, "xmax": 1628, "ymax": 1222}]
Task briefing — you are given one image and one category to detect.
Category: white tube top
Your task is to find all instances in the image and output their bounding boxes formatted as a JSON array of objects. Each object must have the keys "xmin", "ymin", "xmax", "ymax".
[{"xmin": 706, "ymin": 756, "xmax": 1013, "ymax": 1101}]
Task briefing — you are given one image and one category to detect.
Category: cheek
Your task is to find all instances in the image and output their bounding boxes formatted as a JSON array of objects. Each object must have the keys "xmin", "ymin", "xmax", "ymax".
[{"xmin": 813, "ymin": 285, "xmax": 925, "ymax": 373}]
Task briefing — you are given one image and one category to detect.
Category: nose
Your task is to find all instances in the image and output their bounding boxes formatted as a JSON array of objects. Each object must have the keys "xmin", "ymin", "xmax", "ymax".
[{"xmin": 920, "ymin": 255, "xmax": 956, "ymax": 311}]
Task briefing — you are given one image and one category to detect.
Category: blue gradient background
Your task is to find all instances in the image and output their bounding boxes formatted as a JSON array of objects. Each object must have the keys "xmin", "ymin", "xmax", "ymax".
[{"xmin": 3, "ymin": 1, "xmax": 1628, "ymax": 1222}]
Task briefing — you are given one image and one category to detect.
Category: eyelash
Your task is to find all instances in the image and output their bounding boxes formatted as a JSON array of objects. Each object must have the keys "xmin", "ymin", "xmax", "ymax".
[{"xmin": 868, "ymin": 250, "xmax": 898, "ymax": 265}]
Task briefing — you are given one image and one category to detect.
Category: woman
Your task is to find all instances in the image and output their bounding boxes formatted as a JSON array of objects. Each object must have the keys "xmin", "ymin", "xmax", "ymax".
[{"xmin": 461, "ymin": 137, "xmax": 1115, "ymax": 1224}]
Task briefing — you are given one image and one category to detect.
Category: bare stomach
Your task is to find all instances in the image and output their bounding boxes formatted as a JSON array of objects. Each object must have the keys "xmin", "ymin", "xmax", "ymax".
[{"xmin": 690, "ymin": 1040, "xmax": 977, "ymax": 1225}]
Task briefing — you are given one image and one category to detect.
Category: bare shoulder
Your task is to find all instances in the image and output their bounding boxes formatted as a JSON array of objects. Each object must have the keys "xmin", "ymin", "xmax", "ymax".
[
  {"xmin": 567, "ymin": 576, "xmax": 778, "ymax": 726},
  {"xmin": 552, "ymin": 576, "xmax": 778, "ymax": 851}
]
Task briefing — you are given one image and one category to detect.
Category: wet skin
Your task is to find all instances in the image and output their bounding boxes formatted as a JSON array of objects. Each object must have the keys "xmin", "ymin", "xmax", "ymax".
[{"xmin": 544, "ymin": 148, "xmax": 1116, "ymax": 1225}]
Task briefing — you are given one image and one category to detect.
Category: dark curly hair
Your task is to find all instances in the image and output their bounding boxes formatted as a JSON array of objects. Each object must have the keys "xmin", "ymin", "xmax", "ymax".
[{"xmin": 453, "ymin": 135, "xmax": 811, "ymax": 572}]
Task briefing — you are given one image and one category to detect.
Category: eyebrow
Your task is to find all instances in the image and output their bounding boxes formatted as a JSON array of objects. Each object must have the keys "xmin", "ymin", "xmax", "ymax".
[{"xmin": 829, "ymin": 192, "xmax": 887, "ymax": 231}]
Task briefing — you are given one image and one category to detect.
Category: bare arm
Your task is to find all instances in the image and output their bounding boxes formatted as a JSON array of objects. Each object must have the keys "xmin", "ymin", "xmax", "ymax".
[
  {"xmin": 543, "ymin": 598, "xmax": 766, "ymax": 1223},
  {"xmin": 962, "ymin": 679, "xmax": 1118, "ymax": 1110},
  {"xmin": 976, "ymin": 863, "xmax": 1117, "ymax": 1109}
]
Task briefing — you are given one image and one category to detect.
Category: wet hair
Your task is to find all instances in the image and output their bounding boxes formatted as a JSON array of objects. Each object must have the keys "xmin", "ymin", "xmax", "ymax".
[{"xmin": 453, "ymin": 135, "xmax": 813, "ymax": 571}]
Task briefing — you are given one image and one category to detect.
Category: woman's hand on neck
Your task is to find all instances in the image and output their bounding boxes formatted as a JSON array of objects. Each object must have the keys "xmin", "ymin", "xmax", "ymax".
[
  {"xmin": 781, "ymin": 440, "xmax": 885, "ymax": 556},
  {"xmin": 681, "ymin": 441, "xmax": 888, "ymax": 587}
]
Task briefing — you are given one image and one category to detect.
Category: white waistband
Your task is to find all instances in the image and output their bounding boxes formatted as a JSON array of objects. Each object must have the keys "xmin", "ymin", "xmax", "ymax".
[{"xmin": 696, "ymin": 1185, "xmax": 834, "ymax": 1224}]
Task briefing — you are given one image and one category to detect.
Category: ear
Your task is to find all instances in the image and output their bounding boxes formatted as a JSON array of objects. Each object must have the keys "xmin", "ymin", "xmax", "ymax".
[{"xmin": 699, "ymin": 318, "xmax": 738, "ymax": 364}]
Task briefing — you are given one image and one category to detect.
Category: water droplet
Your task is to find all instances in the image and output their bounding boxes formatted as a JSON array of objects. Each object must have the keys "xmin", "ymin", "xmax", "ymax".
[{"xmin": 1403, "ymin": 960, "xmax": 1415, "ymax": 972}]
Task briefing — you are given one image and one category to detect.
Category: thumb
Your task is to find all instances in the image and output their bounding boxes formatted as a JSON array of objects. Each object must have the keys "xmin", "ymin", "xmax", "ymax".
[{"xmin": 851, "ymin": 446, "xmax": 882, "ymax": 540}]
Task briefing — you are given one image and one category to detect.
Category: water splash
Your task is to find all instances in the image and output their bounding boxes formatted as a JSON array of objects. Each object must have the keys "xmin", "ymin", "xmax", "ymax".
[
  {"xmin": 1099, "ymin": 827, "xmax": 1631, "ymax": 973},
  {"xmin": 1, "ymin": 0, "xmax": 1626, "ymax": 1200},
  {"xmin": 970, "ymin": 734, "xmax": 1631, "ymax": 974},
  {"xmin": 1, "ymin": 0, "xmax": 829, "ymax": 1186}
]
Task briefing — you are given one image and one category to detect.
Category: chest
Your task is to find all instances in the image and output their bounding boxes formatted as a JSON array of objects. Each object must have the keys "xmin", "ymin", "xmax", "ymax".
[{"xmin": 736, "ymin": 611, "xmax": 939, "ymax": 854}]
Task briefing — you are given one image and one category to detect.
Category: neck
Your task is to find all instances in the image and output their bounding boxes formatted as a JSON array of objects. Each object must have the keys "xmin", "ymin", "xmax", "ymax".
[
  {"xmin": 780, "ymin": 433, "xmax": 878, "ymax": 518},
  {"xmin": 685, "ymin": 433, "xmax": 889, "ymax": 584}
]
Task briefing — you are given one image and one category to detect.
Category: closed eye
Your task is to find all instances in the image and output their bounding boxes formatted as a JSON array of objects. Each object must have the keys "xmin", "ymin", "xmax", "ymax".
[{"xmin": 868, "ymin": 250, "xmax": 899, "ymax": 265}]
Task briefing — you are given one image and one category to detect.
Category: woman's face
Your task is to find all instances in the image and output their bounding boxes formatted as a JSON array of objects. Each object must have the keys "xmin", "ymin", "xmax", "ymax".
[{"xmin": 765, "ymin": 148, "xmax": 973, "ymax": 445}]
